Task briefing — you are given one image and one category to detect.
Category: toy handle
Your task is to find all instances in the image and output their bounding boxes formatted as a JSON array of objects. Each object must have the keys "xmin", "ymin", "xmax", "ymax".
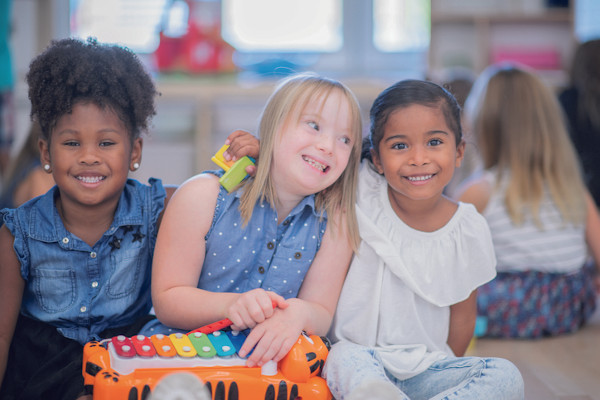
[{"xmin": 188, "ymin": 300, "xmax": 278, "ymax": 335}]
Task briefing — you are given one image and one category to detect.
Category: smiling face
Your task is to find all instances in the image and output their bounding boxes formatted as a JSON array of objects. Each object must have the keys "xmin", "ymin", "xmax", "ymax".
[
  {"xmin": 40, "ymin": 101, "xmax": 141, "ymax": 211},
  {"xmin": 271, "ymin": 88, "xmax": 354, "ymax": 202},
  {"xmin": 371, "ymin": 103, "xmax": 464, "ymax": 207}
]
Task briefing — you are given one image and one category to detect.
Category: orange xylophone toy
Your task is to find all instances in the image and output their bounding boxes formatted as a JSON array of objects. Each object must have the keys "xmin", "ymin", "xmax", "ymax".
[{"xmin": 82, "ymin": 328, "xmax": 332, "ymax": 400}]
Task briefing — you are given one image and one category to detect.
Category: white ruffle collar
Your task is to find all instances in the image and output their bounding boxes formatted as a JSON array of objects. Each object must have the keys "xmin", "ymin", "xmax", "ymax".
[{"xmin": 355, "ymin": 162, "xmax": 497, "ymax": 306}]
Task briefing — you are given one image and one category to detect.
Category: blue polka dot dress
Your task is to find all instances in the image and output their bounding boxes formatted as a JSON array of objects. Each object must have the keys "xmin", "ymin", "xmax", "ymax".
[{"xmin": 200, "ymin": 177, "xmax": 327, "ymax": 299}]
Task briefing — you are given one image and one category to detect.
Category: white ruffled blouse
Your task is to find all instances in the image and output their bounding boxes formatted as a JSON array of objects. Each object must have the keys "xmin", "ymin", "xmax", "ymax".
[{"xmin": 331, "ymin": 162, "xmax": 497, "ymax": 380}]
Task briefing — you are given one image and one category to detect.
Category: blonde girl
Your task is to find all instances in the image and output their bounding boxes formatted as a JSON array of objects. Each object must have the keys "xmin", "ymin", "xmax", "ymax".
[{"xmin": 149, "ymin": 73, "xmax": 363, "ymax": 368}]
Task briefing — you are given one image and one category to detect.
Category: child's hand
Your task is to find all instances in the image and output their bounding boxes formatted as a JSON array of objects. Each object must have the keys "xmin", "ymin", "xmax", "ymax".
[
  {"xmin": 238, "ymin": 304, "xmax": 304, "ymax": 368},
  {"xmin": 223, "ymin": 130, "xmax": 259, "ymax": 176},
  {"xmin": 226, "ymin": 289, "xmax": 288, "ymax": 331}
]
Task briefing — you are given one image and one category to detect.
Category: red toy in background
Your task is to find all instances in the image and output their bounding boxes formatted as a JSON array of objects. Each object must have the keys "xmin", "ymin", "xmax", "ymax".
[{"xmin": 154, "ymin": 0, "xmax": 236, "ymax": 74}]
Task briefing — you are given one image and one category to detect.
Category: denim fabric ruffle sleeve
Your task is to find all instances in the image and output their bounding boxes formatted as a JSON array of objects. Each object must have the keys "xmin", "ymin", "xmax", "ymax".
[
  {"xmin": 0, "ymin": 178, "xmax": 166, "ymax": 345},
  {"xmin": 1, "ymin": 206, "xmax": 29, "ymax": 274}
]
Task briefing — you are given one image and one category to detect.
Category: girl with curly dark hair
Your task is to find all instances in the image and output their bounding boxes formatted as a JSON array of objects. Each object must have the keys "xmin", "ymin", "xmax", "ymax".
[{"xmin": 0, "ymin": 37, "xmax": 170, "ymax": 400}]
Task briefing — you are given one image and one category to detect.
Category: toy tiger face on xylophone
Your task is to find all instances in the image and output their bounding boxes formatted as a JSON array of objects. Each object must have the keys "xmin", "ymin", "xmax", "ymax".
[{"xmin": 82, "ymin": 329, "xmax": 332, "ymax": 400}]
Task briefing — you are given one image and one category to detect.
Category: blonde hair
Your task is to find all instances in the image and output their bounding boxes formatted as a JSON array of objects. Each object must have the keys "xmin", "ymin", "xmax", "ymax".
[
  {"xmin": 238, "ymin": 73, "xmax": 362, "ymax": 251},
  {"xmin": 468, "ymin": 65, "xmax": 586, "ymax": 226}
]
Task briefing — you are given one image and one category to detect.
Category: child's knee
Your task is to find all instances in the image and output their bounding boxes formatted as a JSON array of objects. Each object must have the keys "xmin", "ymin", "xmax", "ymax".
[
  {"xmin": 324, "ymin": 341, "xmax": 388, "ymax": 385},
  {"xmin": 324, "ymin": 342, "xmax": 400, "ymax": 400},
  {"xmin": 488, "ymin": 357, "xmax": 524, "ymax": 399},
  {"xmin": 325, "ymin": 340, "xmax": 375, "ymax": 369},
  {"xmin": 327, "ymin": 340, "xmax": 356, "ymax": 362}
]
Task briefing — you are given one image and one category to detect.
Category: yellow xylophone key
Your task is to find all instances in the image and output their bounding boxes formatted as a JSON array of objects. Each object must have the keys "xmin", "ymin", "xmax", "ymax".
[{"xmin": 169, "ymin": 333, "xmax": 197, "ymax": 357}]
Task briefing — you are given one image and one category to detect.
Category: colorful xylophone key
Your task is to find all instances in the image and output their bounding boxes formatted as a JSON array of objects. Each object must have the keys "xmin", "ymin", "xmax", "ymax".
[{"xmin": 83, "ymin": 330, "xmax": 333, "ymax": 400}]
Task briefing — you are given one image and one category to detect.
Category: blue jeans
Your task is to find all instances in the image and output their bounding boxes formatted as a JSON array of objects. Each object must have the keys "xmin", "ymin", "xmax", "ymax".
[{"xmin": 323, "ymin": 341, "xmax": 524, "ymax": 400}]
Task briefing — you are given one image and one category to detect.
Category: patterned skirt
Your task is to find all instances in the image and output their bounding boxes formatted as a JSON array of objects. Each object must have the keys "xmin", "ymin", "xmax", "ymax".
[{"xmin": 477, "ymin": 263, "xmax": 597, "ymax": 338}]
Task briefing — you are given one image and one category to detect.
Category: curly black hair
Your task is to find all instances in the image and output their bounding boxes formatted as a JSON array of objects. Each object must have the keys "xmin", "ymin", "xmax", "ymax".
[{"xmin": 26, "ymin": 37, "xmax": 158, "ymax": 141}]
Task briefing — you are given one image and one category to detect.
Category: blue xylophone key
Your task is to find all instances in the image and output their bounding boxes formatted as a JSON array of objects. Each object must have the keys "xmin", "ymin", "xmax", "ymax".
[
  {"xmin": 226, "ymin": 330, "xmax": 248, "ymax": 356},
  {"xmin": 208, "ymin": 331, "xmax": 236, "ymax": 357}
]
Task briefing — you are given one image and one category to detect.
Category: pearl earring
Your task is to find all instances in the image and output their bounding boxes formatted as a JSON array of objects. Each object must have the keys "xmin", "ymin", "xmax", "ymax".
[
  {"xmin": 43, "ymin": 164, "xmax": 51, "ymax": 171},
  {"xmin": 132, "ymin": 162, "xmax": 140, "ymax": 171}
]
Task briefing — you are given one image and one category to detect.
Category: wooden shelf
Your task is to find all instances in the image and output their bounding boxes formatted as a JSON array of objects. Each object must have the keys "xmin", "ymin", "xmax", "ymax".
[
  {"xmin": 156, "ymin": 77, "xmax": 384, "ymax": 172},
  {"xmin": 429, "ymin": 5, "xmax": 574, "ymax": 88},
  {"xmin": 431, "ymin": 9, "xmax": 572, "ymax": 24}
]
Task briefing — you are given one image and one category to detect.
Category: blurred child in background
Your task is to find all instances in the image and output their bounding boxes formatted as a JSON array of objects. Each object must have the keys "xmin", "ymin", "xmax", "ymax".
[
  {"xmin": 559, "ymin": 39, "xmax": 600, "ymax": 207},
  {"xmin": 0, "ymin": 121, "xmax": 55, "ymax": 210},
  {"xmin": 457, "ymin": 64, "xmax": 600, "ymax": 338}
]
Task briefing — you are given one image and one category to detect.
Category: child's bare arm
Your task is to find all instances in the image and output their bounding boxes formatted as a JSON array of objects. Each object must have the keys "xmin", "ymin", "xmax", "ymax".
[
  {"xmin": 447, "ymin": 290, "xmax": 477, "ymax": 356},
  {"xmin": 0, "ymin": 226, "xmax": 25, "ymax": 390},
  {"xmin": 295, "ymin": 211, "xmax": 353, "ymax": 334},
  {"xmin": 151, "ymin": 174, "xmax": 287, "ymax": 330},
  {"xmin": 455, "ymin": 177, "xmax": 492, "ymax": 214},
  {"xmin": 238, "ymin": 211, "xmax": 353, "ymax": 367},
  {"xmin": 152, "ymin": 174, "xmax": 227, "ymax": 329}
]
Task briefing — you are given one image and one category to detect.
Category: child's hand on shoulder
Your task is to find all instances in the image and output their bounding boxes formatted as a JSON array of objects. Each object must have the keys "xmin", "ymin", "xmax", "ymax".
[
  {"xmin": 226, "ymin": 288, "xmax": 288, "ymax": 331},
  {"xmin": 223, "ymin": 130, "xmax": 259, "ymax": 176}
]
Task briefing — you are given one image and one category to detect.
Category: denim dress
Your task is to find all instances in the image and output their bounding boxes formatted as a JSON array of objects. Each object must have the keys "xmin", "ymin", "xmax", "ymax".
[{"xmin": 1, "ymin": 178, "xmax": 166, "ymax": 345}]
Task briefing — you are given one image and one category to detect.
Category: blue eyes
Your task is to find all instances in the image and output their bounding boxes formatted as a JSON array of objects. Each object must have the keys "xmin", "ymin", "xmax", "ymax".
[{"xmin": 306, "ymin": 120, "xmax": 352, "ymax": 146}]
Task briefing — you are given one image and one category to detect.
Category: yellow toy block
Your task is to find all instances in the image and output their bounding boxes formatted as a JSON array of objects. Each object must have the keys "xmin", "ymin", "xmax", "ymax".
[
  {"xmin": 211, "ymin": 145, "xmax": 236, "ymax": 171},
  {"xmin": 211, "ymin": 144, "xmax": 256, "ymax": 193}
]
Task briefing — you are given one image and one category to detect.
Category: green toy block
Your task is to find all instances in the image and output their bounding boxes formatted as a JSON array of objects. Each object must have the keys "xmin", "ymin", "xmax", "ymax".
[{"xmin": 219, "ymin": 156, "xmax": 255, "ymax": 192}]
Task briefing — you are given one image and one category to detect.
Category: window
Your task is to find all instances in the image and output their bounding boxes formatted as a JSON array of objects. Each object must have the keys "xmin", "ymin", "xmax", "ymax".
[
  {"xmin": 69, "ymin": 0, "xmax": 430, "ymax": 79},
  {"xmin": 575, "ymin": 0, "xmax": 600, "ymax": 42},
  {"xmin": 225, "ymin": 0, "xmax": 430, "ymax": 79},
  {"xmin": 70, "ymin": 0, "xmax": 168, "ymax": 53},
  {"xmin": 373, "ymin": 0, "xmax": 430, "ymax": 52},
  {"xmin": 222, "ymin": 0, "xmax": 342, "ymax": 52}
]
